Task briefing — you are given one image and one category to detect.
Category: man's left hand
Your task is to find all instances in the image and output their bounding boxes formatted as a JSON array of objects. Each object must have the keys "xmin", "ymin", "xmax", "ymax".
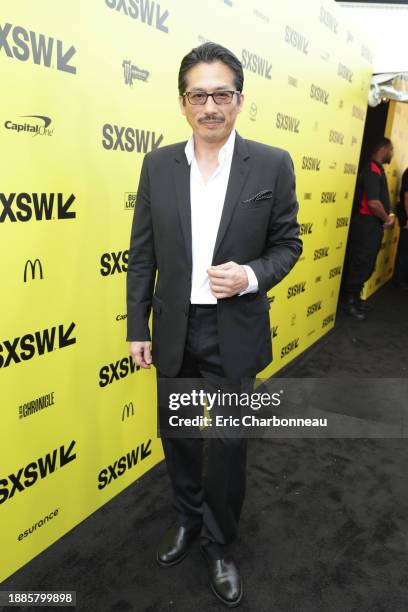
[{"xmin": 207, "ymin": 261, "xmax": 249, "ymax": 298}]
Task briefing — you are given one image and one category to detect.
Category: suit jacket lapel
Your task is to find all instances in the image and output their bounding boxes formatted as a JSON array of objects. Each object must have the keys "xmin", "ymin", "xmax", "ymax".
[
  {"xmin": 212, "ymin": 133, "xmax": 251, "ymax": 263},
  {"xmin": 173, "ymin": 144, "xmax": 192, "ymax": 269}
]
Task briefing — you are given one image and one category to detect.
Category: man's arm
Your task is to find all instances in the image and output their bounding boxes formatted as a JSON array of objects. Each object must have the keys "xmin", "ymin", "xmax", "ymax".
[
  {"xmin": 244, "ymin": 150, "xmax": 303, "ymax": 293},
  {"xmin": 364, "ymin": 165, "xmax": 393, "ymax": 223},
  {"xmin": 126, "ymin": 155, "xmax": 157, "ymax": 342}
]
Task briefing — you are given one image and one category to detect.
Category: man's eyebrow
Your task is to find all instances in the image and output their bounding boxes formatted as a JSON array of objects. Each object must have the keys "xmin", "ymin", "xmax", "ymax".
[{"xmin": 188, "ymin": 85, "xmax": 233, "ymax": 92}]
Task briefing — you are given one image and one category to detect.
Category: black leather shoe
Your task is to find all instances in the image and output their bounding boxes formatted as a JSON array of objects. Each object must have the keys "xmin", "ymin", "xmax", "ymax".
[
  {"xmin": 156, "ymin": 523, "xmax": 200, "ymax": 567},
  {"xmin": 200, "ymin": 544, "xmax": 243, "ymax": 608},
  {"xmin": 344, "ymin": 296, "xmax": 366, "ymax": 320}
]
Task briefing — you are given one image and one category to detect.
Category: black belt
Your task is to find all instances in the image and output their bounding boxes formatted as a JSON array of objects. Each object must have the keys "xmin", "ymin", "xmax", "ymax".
[{"xmin": 189, "ymin": 303, "xmax": 217, "ymax": 309}]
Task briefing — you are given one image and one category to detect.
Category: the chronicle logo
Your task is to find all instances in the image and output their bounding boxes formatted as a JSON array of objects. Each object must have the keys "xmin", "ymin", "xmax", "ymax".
[
  {"xmin": 98, "ymin": 439, "xmax": 152, "ymax": 489},
  {"xmin": 0, "ymin": 323, "xmax": 76, "ymax": 368},
  {"xmin": 310, "ymin": 84, "xmax": 329, "ymax": 105},
  {"xmin": 338, "ymin": 63, "xmax": 353, "ymax": 83},
  {"xmin": 0, "ymin": 193, "xmax": 76, "ymax": 223},
  {"xmin": 321, "ymin": 191, "xmax": 336, "ymax": 203},
  {"xmin": 19, "ymin": 391, "xmax": 55, "ymax": 419},
  {"xmin": 307, "ymin": 300, "xmax": 322, "ymax": 316},
  {"xmin": 314, "ymin": 247, "xmax": 329, "ymax": 260},
  {"xmin": 102, "ymin": 124, "xmax": 163, "ymax": 152},
  {"xmin": 99, "ymin": 355, "xmax": 138, "ymax": 387},
  {"xmin": 329, "ymin": 130, "xmax": 344, "ymax": 144},
  {"xmin": 124, "ymin": 192, "xmax": 136, "ymax": 210},
  {"xmin": 123, "ymin": 59, "xmax": 149, "ymax": 86},
  {"xmin": 281, "ymin": 338, "xmax": 299, "ymax": 359},
  {"xmin": 276, "ymin": 113, "xmax": 300, "ymax": 133},
  {"xmin": 344, "ymin": 163, "xmax": 357, "ymax": 175},
  {"xmin": 100, "ymin": 250, "xmax": 129, "ymax": 275},
  {"xmin": 24, "ymin": 258, "xmax": 43, "ymax": 282},
  {"xmin": 0, "ymin": 440, "xmax": 76, "ymax": 505},
  {"xmin": 287, "ymin": 281, "xmax": 306, "ymax": 299},
  {"xmin": 105, "ymin": 0, "xmax": 169, "ymax": 33},
  {"xmin": 329, "ymin": 266, "xmax": 342, "ymax": 278},
  {"xmin": 0, "ymin": 23, "xmax": 76, "ymax": 74},
  {"xmin": 319, "ymin": 7, "xmax": 338, "ymax": 34},
  {"xmin": 284, "ymin": 26, "xmax": 310, "ymax": 54},
  {"xmin": 4, "ymin": 115, "xmax": 54, "ymax": 137},
  {"xmin": 302, "ymin": 157, "xmax": 320, "ymax": 171},
  {"xmin": 299, "ymin": 222, "xmax": 313, "ymax": 235},
  {"xmin": 336, "ymin": 217, "xmax": 349, "ymax": 228},
  {"xmin": 241, "ymin": 49, "xmax": 271, "ymax": 79}
]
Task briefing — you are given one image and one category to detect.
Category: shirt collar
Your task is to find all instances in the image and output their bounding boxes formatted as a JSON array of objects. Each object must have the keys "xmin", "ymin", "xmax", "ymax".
[{"xmin": 184, "ymin": 129, "xmax": 236, "ymax": 166}]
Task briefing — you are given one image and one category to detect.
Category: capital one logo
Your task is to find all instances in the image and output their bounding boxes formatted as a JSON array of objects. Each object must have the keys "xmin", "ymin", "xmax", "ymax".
[
  {"xmin": 24, "ymin": 258, "xmax": 43, "ymax": 282},
  {"xmin": 0, "ymin": 23, "xmax": 76, "ymax": 73}
]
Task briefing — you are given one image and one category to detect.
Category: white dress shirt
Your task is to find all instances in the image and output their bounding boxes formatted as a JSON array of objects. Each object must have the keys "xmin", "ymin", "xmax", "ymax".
[{"xmin": 185, "ymin": 129, "xmax": 259, "ymax": 304}]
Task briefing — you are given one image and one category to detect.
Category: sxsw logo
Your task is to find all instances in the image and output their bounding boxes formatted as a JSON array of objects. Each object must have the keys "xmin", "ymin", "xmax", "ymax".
[
  {"xmin": 310, "ymin": 84, "xmax": 329, "ymax": 105},
  {"xmin": 322, "ymin": 313, "xmax": 335, "ymax": 328},
  {"xmin": 123, "ymin": 59, "xmax": 149, "ymax": 86},
  {"xmin": 302, "ymin": 156, "xmax": 320, "ymax": 171},
  {"xmin": 344, "ymin": 163, "xmax": 357, "ymax": 175},
  {"xmin": 99, "ymin": 355, "xmax": 138, "ymax": 387},
  {"xmin": 307, "ymin": 300, "xmax": 322, "ymax": 316},
  {"xmin": 4, "ymin": 115, "xmax": 54, "ymax": 137},
  {"xmin": 0, "ymin": 323, "xmax": 76, "ymax": 368},
  {"xmin": 124, "ymin": 192, "xmax": 136, "ymax": 210},
  {"xmin": 0, "ymin": 23, "xmax": 76, "ymax": 74},
  {"xmin": 314, "ymin": 247, "xmax": 329, "ymax": 260},
  {"xmin": 0, "ymin": 193, "xmax": 76, "ymax": 223},
  {"xmin": 319, "ymin": 7, "xmax": 338, "ymax": 34},
  {"xmin": 105, "ymin": 0, "xmax": 169, "ymax": 33},
  {"xmin": 338, "ymin": 63, "xmax": 353, "ymax": 83},
  {"xmin": 97, "ymin": 439, "xmax": 152, "ymax": 489},
  {"xmin": 284, "ymin": 26, "xmax": 309, "ymax": 54},
  {"xmin": 299, "ymin": 222, "xmax": 313, "ymax": 235},
  {"xmin": 102, "ymin": 124, "xmax": 163, "ymax": 152},
  {"xmin": 276, "ymin": 113, "xmax": 300, "ymax": 133},
  {"xmin": 24, "ymin": 258, "xmax": 43, "ymax": 282},
  {"xmin": 271, "ymin": 326, "xmax": 278, "ymax": 338},
  {"xmin": 329, "ymin": 266, "xmax": 342, "ymax": 279},
  {"xmin": 0, "ymin": 441, "xmax": 76, "ymax": 505},
  {"xmin": 281, "ymin": 338, "xmax": 299, "ymax": 359},
  {"xmin": 287, "ymin": 281, "xmax": 306, "ymax": 299},
  {"xmin": 241, "ymin": 49, "xmax": 271, "ymax": 79},
  {"xmin": 321, "ymin": 191, "xmax": 336, "ymax": 203},
  {"xmin": 100, "ymin": 250, "xmax": 129, "ymax": 275},
  {"xmin": 336, "ymin": 217, "xmax": 348, "ymax": 228},
  {"xmin": 329, "ymin": 130, "xmax": 344, "ymax": 144},
  {"xmin": 352, "ymin": 105, "xmax": 364, "ymax": 121}
]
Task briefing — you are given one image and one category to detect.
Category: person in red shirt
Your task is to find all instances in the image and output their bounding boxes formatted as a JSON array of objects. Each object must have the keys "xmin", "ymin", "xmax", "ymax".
[
  {"xmin": 342, "ymin": 137, "xmax": 395, "ymax": 319},
  {"xmin": 393, "ymin": 167, "xmax": 408, "ymax": 289}
]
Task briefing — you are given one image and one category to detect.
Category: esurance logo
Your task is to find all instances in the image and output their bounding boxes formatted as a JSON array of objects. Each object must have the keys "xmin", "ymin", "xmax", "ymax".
[
  {"xmin": 0, "ymin": 193, "xmax": 76, "ymax": 223},
  {"xmin": 284, "ymin": 26, "xmax": 309, "ymax": 54},
  {"xmin": 4, "ymin": 115, "xmax": 53, "ymax": 137},
  {"xmin": 241, "ymin": 49, "xmax": 271, "ymax": 79},
  {"xmin": 0, "ymin": 23, "xmax": 76, "ymax": 74},
  {"xmin": 310, "ymin": 84, "xmax": 329, "ymax": 105},
  {"xmin": 276, "ymin": 113, "xmax": 300, "ymax": 133},
  {"xmin": 302, "ymin": 156, "xmax": 320, "ymax": 171},
  {"xmin": 0, "ymin": 441, "xmax": 76, "ymax": 505},
  {"xmin": 123, "ymin": 59, "xmax": 149, "ymax": 86},
  {"xmin": 0, "ymin": 323, "xmax": 76, "ymax": 368},
  {"xmin": 287, "ymin": 281, "xmax": 306, "ymax": 299},
  {"xmin": 105, "ymin": 0, "xmax": 169, "ymax": 33},
  {"xmin": 102, "ymin": 124, "xmax": 163, "ymax": 152}
]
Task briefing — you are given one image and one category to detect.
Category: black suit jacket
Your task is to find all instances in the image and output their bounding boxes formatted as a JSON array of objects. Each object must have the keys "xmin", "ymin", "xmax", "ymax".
[{"xmin": 126, "ymin": 132, "xmax": 302, "ymax": 378}]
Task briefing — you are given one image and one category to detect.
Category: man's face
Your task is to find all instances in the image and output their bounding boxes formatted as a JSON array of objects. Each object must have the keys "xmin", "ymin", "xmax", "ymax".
[
  {"xmin": 383, "ymin": 143, "xmax": 394, "ymax": 164},
  {"xmin": 179, "ymin": 61, "xmax": 243, "ymax": 144}
]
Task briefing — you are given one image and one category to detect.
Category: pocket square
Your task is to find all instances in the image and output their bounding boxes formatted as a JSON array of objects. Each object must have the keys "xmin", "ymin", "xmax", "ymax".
[{"xmin": 242, "ymin": 189, "xmax": 274, "ymax": 204}]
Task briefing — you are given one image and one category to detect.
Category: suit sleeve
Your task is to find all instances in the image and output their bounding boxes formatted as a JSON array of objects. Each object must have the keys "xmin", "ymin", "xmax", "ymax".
[
  {"xmin": 245, "ymin": 150, "xmax": 303, "ymax": 293},
  {"xmin": 126, "ymin": 155, "xmax": 157, "ymax": 341}
]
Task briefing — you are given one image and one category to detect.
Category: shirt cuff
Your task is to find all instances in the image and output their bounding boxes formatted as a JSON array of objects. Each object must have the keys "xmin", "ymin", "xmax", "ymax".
[{"xmin": 238, "ymin": 265, "xmax": 259, "ymax": 296}]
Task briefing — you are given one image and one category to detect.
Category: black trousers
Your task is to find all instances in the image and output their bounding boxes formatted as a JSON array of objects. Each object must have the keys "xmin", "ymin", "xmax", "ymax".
[
  {"xmin": 342, "ymin": 215, "xmax": 384, "ymax": 298},
  {"xmin": 394, "ymin": 227, "xmax": 408, "ymax": 284},
  {"xmin": 156, "ymin": 304, "xmax": 253, "ymax": 554}
]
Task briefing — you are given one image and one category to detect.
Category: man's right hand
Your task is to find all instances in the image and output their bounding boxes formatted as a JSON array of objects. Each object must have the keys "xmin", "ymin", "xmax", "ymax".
[
  {"xmin": 129, "ymin": 341, "xmax": 152, "ymax": 368},
  {"xmin": 383, "ymin": 214, "xmax": 395, "ymax": 229}
]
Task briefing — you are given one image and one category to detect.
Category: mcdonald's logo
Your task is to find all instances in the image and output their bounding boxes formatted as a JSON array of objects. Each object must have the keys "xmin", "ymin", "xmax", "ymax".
[
  {"xmin": 122, "ymin": 402, "xmax": 135, "ymax": 421},
  {"xmin": 24, "ymin": 258, "xmax": 43, "ymax": 282}
]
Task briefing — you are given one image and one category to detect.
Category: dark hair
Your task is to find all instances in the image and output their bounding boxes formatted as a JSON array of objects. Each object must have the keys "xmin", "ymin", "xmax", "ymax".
[
  {"xmin": 371, "ymin": 137, "xmax": 392, "ymax": 154},
  {"xmin": 178, "ymin": 42, "xmax": 244, "ymax": 95}
]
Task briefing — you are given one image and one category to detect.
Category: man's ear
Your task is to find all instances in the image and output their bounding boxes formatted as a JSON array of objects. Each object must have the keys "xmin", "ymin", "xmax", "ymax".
[
  {"xmin": 237, "ymin": 93, "xmax": 244, "ymax": 113},
  {"xmin": 178, "ymin": 95, "xmax": 186, "ymax": 116}
]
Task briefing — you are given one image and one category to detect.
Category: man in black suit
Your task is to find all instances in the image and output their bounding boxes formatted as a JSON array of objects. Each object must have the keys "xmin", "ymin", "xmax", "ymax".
[{"xmin": 127, "ymin": 42, "xmax": 302, "ymax": 607}]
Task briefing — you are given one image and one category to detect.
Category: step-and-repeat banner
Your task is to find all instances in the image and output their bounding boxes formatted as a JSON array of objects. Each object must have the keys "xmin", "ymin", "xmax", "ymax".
[
  {"xmin": 1, "ymin": 0, "xmax": 371, "ymax": 580},
  {"xmin": 362, "ymin": 99, "xmax": 408, "ymax": 298}
]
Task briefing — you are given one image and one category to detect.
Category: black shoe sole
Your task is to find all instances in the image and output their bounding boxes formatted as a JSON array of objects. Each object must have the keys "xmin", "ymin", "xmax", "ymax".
[
  {"xmin": 200, "ymin": 546, "xmax": 243, "ymax": 608},
  {"xmin": 156, "ymin": 548, "xmax": 190, "ymax": 567}
]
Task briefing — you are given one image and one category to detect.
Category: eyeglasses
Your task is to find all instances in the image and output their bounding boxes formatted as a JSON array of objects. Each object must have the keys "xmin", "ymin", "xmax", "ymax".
[{"xmin": 182, "ymin": 90, "xmax": 241, "ymax": 105}]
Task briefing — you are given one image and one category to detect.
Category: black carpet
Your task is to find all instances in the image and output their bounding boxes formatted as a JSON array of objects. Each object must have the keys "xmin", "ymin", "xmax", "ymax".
[{"xmin": 3, "ymin": 283, "xmax": 408, "ymax": 612}]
